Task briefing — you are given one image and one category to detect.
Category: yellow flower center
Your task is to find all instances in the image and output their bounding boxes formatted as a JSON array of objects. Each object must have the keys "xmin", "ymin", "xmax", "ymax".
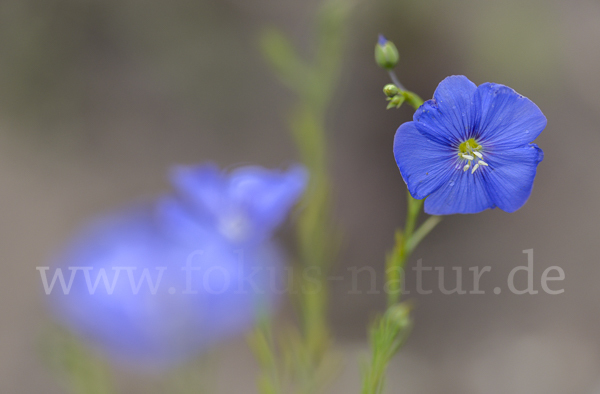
[{"xmin": 457, "ymin": 138, "xmax": 489, "ymax": 173}]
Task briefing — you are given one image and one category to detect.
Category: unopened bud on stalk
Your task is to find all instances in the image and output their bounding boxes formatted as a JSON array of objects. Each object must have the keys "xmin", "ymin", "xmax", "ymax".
[
  {"xmin": 375, "ymin": 35, "xmax": 399, "ymax": 70},
  {"xmin": 383, "ymin": 84, "xmax": 400, "ymax": 97}
]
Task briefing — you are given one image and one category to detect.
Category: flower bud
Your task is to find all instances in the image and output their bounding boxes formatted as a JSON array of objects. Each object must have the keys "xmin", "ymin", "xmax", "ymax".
[
  {"xmin": 375, "ymin": 35, "xmax": 399, "ymax": 70},
  {"xmin": 383, "ymin": 84, "xmax": 400, "ymax": 97},
  {"xmin": 386, "ymin": 94, "xmax": 405, "ymax": 109}
]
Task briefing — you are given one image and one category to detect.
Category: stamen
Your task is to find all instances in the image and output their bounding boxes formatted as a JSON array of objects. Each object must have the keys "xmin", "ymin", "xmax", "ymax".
[{"xmin": 458, "ymin": 138, "xmax": 489, "ymax": 175}]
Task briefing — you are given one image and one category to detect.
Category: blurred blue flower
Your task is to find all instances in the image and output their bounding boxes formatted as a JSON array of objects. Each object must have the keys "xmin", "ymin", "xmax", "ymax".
[
  {"xmin": 48, "ymin": 164, "xmax": 307, "ymax": 368},
  {"xmin": 394, "ymin": 75, "xmax": 546, "ymax": 215},
  {"xmin": 158, "ymin": 163, "xmax": 308, "ymax": 246}
]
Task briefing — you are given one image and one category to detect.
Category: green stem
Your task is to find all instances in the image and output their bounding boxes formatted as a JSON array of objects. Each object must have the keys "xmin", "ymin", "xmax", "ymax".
[
  {"xmin": 404, "ymin": 193, "xmax": 423, "ymax": 240},
  {"xmin": 362, "ymin": 66, "xmax": 440, "ymax": 394},
  {"xmin": 388, "ymin": 70, "xmax": 405, "ymax": 91},
  {"xmin": 406, "ymin": 215, "xmax": 442, "ymax": 255},
  {"xmin": 253, "ymin": 1, "xmax": 352, "ymax": 392},
  {"xmin": 385, "ymin": 193, "xmax": 423, "ymax": 307},
  {"xmin": 367, "ymin": 199, "xmax": 441, "ymax": 394},
  {"xmin": 248, "ymin": 316, "xmax": 282, "ymax": 394},
  {"xmin": 386, "ymin": 204, "xmax": 442, "ymax": 307}
]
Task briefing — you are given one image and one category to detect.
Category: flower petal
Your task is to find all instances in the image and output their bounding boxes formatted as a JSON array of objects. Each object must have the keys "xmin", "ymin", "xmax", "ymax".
[
  {"xmin": 169, "ymin": 163, "xmax": 226, "ymax": 221},
  {"xmin": 393, "ymin": 121, "xmax": 456, "ymax": 200},
  {"xmin": 155, "ymin": 195, "xmax": 211, "ymax": 246},
  {"xmin": 414, "ymin": 75, "xmax": 478, "ymax": 145},
  {"xmin": 228, "ymin": 165, "xmax": 308, "ymax": 233},
  {"xmin": 168, "ymin": 164, "xmax": 307, "ymax": 245},
  {"xmin": 474, "ymin": 83, "xmax": 547, "ymax": 149},
  {"xmin": 483, "ymin": 143, "xmax": 544, "ymax": 212},
  {"xmin": 423, "ymin": 168, "xmax": 495, "ymax": 215}
]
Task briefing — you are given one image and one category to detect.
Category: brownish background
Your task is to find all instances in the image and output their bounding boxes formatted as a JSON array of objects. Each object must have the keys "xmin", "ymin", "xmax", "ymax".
[{"xmin": 0, "ymin": 0, "xmax": 598, "ymax": 392}]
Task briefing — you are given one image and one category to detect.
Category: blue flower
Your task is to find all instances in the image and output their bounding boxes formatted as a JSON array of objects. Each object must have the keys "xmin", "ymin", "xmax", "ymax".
[
  {"xmin": 158, "ymin": 163, "xmax": 308, "ymax": 246},
  {"xmin": 48, "ymin": 164, "xmax": 306, "ymax": 368},
  {"xmin": 393, "ymin": 75, "xmax": 546, "ymax": 215}
]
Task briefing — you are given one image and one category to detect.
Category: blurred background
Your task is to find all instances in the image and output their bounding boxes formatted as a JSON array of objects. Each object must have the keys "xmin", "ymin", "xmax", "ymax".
[{"xmin": 1, "ymin": 0, "xmax": 598, "ymax": 392}]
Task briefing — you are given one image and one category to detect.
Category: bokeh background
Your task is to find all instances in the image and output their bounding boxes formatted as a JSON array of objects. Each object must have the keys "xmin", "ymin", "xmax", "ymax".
[{"xmin": 1, "ymin": 0, "xmax": 598, "ymax": 392}]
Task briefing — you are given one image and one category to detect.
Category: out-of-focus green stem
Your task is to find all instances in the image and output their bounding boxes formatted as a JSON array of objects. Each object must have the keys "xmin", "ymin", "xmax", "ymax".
[
  {"xmin": 248, "ymin": 316, "xmax": 283, "ymax": 394},
  {"xmin": 253, "ymin": 1, "xmax": 352, "ymax": 393},
  {"xmin": 42, "ymin": 328, "xmax": 114, "ymax": 394}
]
